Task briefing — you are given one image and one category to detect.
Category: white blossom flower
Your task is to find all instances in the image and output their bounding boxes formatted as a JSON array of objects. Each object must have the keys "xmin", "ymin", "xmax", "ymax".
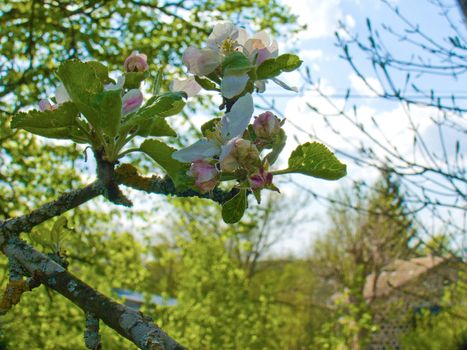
[
  {"xmin": 172, "ymin": 93, "xmax": 254, "ymax": 163},
  {"xmin": 171, "ymin": 76, "xmax": 202, "ymax": 98}
]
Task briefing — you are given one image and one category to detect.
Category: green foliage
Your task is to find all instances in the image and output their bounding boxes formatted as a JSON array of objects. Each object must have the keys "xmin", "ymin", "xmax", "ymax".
[
  {"xmin": 222, "ymin": 52, "xmax": 254, "ymax": 76},
  {"xmin": 140, "ymin": 139, "xmax": 191, "ymax": 189},
  {"xmin": 285, "ymin": 142, "xmax": 347, "ymax": 180},
  {"xmin": 11, "ymin": 102, "xmax": 85, "ymax": 142},
  {"xmin": 221, "ymin": 189, "xmax": 247, "ymax": 224},
  {"xmin": 398, "ymin": 274, "xmax": 467, "ymax": 350},
  {"xmin": 194, "ymin": 76, "xmax": 219, "ymax": 91},
  {"xmin": 309, "ymin": 173, "xmax": 419, "ymax": 349},
  {"xmin": 139, "ymin": 92, "xmax": 186, "ymax": 118},
  {"xmin": 0, "ymin": 1, "xmax": 300, "ymax": 111},
  {"xmin": 134, "ymin": 117, "xmax": 177, "ymax": 138},
  {"xmin": 200, "ymin": 118, "xmax": 221, "ymax": 137},
  {"xmin": 56, "ymin": 60, "xmax": 108, "ymax": 132},
  {"xmin": 124, "ymin": 71, "xmax": 150, "ymax": 89},
  {"xmin": 265, "ymin": 128, "xmax": 286, "ymax": 165},
  {"xmin": 256, "ymin": 54, "xmax": 303, "ymax": 80},
  {"xmin": 1, "ymin": 224, "xmax": 148, "ymax": 349},
  {"xmin": 155, "ymin": 233, "xmax": 283, "ymax": 350}
]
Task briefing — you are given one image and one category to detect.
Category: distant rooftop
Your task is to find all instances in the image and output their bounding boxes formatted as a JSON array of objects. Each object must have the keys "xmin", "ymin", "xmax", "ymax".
[
  {"xmin": 363, "ymin": 256, "xmax": 453, "ymax": 299},
  {"xmin": 114, "ymin": 288, "xmax": 177, "ymax": 309}
]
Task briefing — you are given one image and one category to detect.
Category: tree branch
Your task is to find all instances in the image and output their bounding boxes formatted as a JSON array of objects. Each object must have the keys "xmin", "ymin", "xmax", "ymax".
[
  {"xmin": 0, "ymin": 181, "xmax": 103, "ymax": 236},
  {"xmin": 116, "ymin": 164, "xmax": 239, "ymax": 204},
  {"xmin": 2, "ymin": 235, "xmax": 186, "ymax": 350}
]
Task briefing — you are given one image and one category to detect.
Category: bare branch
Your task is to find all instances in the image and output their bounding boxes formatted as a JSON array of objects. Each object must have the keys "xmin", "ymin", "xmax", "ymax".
[{"xmin": 2, "ymin": 236, "xmax": 186, "ymax": 350}]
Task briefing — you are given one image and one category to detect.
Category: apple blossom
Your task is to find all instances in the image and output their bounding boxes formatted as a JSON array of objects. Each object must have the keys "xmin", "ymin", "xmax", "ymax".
[
  {"xmin": 172, "ymin": 93, "xmax": 254, "ymax": 163},
  {"xmin": 206, "ymin": 21, "xmax": 240, "ymax": 53},
  {"xmin": 104, "ymin": 75, "xmax": 125, "ymax": 91},
  {"xmin": 55, "ymin": 84, "xmax": 71, "ymax": 104},
  {"xmin": 219, "ymin": 137, "xmax": 260, "ymax": 173},
  {"xmin": 37, "ymin": 84, "xmax": 71, "ymax": 111},
  {"xmin": 122, "ymin": 89, "xmax": 143, "ymax": 115},
  {"xmin": 237, "ymin": 30, "xmax": 278, "ymax": 65},
  {"xmin": 188, "ymin": 160, "xmax": 219, "ymax": 193},
  {"xmin": 38, "ymin": 99, "xmax": 56, "ymax": 111},
  {"xmin": 123, "ymin": 51, "xmax": 148, "ymax": 72},
  {"xmin": 249, "ymin": 167, "xmax": 273, "ymax": 189},
  {"xmin": 252, "ymin": 111, "xmax": 281, "ymax": 139},
  {"xmin": 182, "ymin": 47, "xmax": 221, "ymax": 76},
  {"xmin": 171, "ymin": 76, "xmax": 202, "ymax": 98}
]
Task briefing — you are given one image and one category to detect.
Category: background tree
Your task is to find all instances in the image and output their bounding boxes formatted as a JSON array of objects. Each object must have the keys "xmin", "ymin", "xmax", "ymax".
[{"xmin": 309, "ymin": 173, "xmax": 418, "ymax": 349}]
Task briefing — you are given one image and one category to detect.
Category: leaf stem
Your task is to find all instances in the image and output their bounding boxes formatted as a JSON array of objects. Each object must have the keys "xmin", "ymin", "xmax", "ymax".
[
  {"xmin": 118, "ymin": 147, "xmax": 141, "ymax": 159},
  {"xmin": 270, "ymin": 168, "xmax": 292, "ymax": 175}
]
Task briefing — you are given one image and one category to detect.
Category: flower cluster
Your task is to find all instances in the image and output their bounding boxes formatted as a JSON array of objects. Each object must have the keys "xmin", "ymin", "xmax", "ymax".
[
  {"xmin": 174, "ymin": 21, "xmax": 297, "ymax": 100},
  {"xmin": 39, "ymin": 53, "xmax": 148, "ymax": 116},
  {"xmin": 171, "ymin": 21, "xmax": 297, "ymax": 196}
]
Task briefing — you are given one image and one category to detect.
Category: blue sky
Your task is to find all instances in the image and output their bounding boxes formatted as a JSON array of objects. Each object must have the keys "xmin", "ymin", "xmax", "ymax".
[{"xmin": 254, "ymin": 0, "xmax": 467, "ymax": 256}]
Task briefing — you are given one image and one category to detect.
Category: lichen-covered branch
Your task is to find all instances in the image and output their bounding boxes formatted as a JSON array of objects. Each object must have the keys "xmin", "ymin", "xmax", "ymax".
[
  {"xmin": 94, "ymin": 149, "xmax": 132, "ymax": 207},
  {"xmin": 84, "ymin": 312, "xmax": 102, "ymax": 350},
  {"xmin": 116, "ymin": 164, "xmax": 239, "ymax": 204},
  {"xmin": 2, "ymin": 236, "xmax": 186, "ymax": 350},
  {"xmin": 0, "ymin": 181, "xmax": 103, "ymax": 236}
]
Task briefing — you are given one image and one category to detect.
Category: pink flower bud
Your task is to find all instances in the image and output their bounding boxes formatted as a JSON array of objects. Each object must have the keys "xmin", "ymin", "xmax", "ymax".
[
  {"xmin": 253, "ymin": 111, "xmax": 281, "ymax": 139},
  {"xmin": 124, "ymin": 51, "xmax": 149, "ymax": 72},
  {"xmin": 122, "ymin": 89, "xmax": 144, "ymax": 115},
  {"xmin": 249, "ymin": 168, "xmax": 273, "ymax": 189},
  {"xmin": 38, "ymin": 99, "xmax": 56, "ymax": 111},
  {"xmin": 189, "ymin": 160, "xmax": 219, "ymax": 193},
  {"xmin": 219, "ymin": 138, "xmax": 261, "ymax": 173}
]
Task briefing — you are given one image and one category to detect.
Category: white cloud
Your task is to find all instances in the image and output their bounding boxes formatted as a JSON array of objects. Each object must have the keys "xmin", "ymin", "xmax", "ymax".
[
  {"xmin": 348, "ymin": 73, "xmax": 384, "ymax": 96},
  {"xmin": 300, "ymin": 49, "xmax": 324, "ymax": 61},
  {"xmin": 282, "ymin": 88, "xmax": 438, "ymax": 177},
  {"xmin": 286, "ymin": 0, "xmax": 354, "ymax": 40}
]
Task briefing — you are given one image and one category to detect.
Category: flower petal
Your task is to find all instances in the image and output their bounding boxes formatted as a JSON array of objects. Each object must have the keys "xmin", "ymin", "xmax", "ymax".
[
  {"xmin": 220, "ymin": 93, "xmax": 254, "ymax": 140},
  {"xmin": 236, "ymin": 28, "xmax": 249, "ymax": 46},
  {"xmin": 255, "ymin": 80, "xmax": 267, "ymax": 93},
  {"xmin": 172, "ymin": 139, "xmax": 220, "ymax": 163},
  {"xmin": 55, "ymin": 84, "xmax": 71, "ymax": 104},
  {"xmin": 122, "ymin": 89, "xmax": 144, "ymax": 115},
  {"xmin": 272, "ymin": 78, "xmax": 298, "ymax": 92},
  {"xmin": 104, "ymin": 75, "xmax": 125, "ymax": 91},
  {"xmin": 220, "ymin": 74, "xmax": 249, "ymax": 99},
  {"xmin": 207, "ymin": 21, "xmax": 239, "ymax": 49},
  {"xmin": 183, "ymin": 47, "xmax": 221, "ymax": 76},
  {"xmin": 171, "ymin": 77, "xmax": 202, "ymax": 97}
]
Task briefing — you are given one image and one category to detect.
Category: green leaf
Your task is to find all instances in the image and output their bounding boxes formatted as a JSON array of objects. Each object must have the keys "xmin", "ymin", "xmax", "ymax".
[
  {"xmin": 87, "ymin": 61, "xmax": 114, "ymax": 84},
  {"xmin": 195, "ymin": 76, "xmax": 219, "ymax": 91},
  {"xmin": 222, "ymin": 189, "xmax": 247, "ymax": 224},
  {"xmin": 286, "ymin": 142, "xmax": 347, "ymax": 180},
  {"xmin": 57, "ymin": 60, "xmax": 123, "ymax": 137},
  {"xmin": 91, "ymin": 89, "xmax": 122, "ymax": 138},
  {"xmin": 124, "ymin": 71, "xmax": 149, "ymax": 89},
  {"xmin": 140, "ymin": 139, "xmax": 191, "ymax": 189},
  {"xmin": 265, "ymin": 129, "xmax": 286, "ymax": 165},
  {"xmin": 201, "ymin": 118, "xmax": 221, "ymax": 137},
  {"xmin": 152, "ymin": 68, "xmax": 163, "ymax": 95},
  {"xmin": 137, "ymin": 117, "xmax": 177, "ymax": 137},
  {"xmin": 222, "ymin": 52, "xmax": 254, "ymax": 76},
  {"xmin": 120, "ymin": 113, "xmax": 176, "ymax": 139},
  {"xmin": 57, "ymin": 60, "xmax": 103, "ymax": 130},
  {"xmin": 11, "ymin": 102, "xmax": 86, "ymax": 141},
  {"xmin": 256, "ymin": 54, "xmax": 303, "ymax": 80},
  {"xmin": 139, "ymin": 92, "xmax": 186, "ymax": 118}
]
